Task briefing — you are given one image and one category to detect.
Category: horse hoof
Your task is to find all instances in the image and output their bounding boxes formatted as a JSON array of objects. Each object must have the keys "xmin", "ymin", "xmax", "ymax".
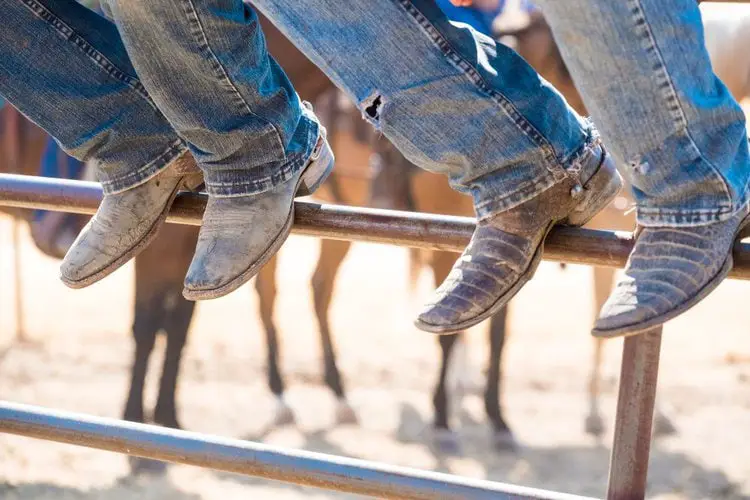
[
  {"xmin": 273, "ymin": 401, "xmax": 295, "ymax": 427},
  {"xmin": 585, "ymin": 414, "xmax": 606, "ymax": 437},
  {"xmin": 335, "ymin": 401, "xmax": 358, "ymax": 425},
  {"xmin": 492, "ymin": 430, "xmax": 518, "ymax": 452},
  {"xmin": 128, "ymin": 456, "xmax": 168, "ymax": 476},
  {"xmin": 653, "ymin": 413, "xmax": 677, "ymax": 437},
  {"xmin": 432, "ymin": 428, "xmax": 461, "ymax": 455}
]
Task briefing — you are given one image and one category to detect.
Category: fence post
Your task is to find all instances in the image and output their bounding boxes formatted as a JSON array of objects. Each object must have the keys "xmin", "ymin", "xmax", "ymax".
[{"xmin": 606, "ymin": 328, "xmax": 663, "ymax": 500}]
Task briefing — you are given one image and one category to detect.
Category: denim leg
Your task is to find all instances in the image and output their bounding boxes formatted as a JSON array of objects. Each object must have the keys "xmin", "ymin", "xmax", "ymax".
[
  {"xmin": 103, "ymin": 0, "xmax": 319, "ymax": 198},
  {"xmin": 535, "ymin": 0, "xmax": 750, "ymax": 227},
  {"xmin": 252, "ymin": 0, "xmax": 594, "ymax": 220},
  {"xmin": 1, "ymin": 0, "xmax": 187, "ymax": 194}
]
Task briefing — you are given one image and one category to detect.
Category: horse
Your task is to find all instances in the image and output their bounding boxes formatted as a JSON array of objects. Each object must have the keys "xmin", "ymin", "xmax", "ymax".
[
  {"xmin": 494, "ymin": 1, "xmax": 750, "ymax": 438},
  {"xmin": 2, "ymin": 10, "xmax": 519, "ymax": 472},
  {"xmin": 0, "ymin": 14, "xmax": 353, "ymax": 474}
]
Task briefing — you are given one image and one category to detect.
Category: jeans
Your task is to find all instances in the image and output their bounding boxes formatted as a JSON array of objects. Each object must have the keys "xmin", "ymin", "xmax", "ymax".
[
  {"xmin": 2, "ymin": 0, "xmax": 318, "ymax": 196},
  {"xmin": 2, "ymin": 0, "xmax": 748, "ymax": 226}
]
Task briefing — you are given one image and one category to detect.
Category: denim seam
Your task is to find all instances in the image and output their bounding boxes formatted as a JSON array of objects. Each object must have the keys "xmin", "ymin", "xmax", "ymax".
[
  {"xmin": 100, "ymin": 139, "xmax": 187, "ymax": 194},
  {"xmin": 636, "ymin": 205, "xmax": 744, "ymax": 227},
  {"xmin": 19, "ymin": 0, "xmax": 157, "ymax": 111},
  {"xmin": 178, "ymin": 0, "xmax": 286, "ymax": 158},
  {"xmin": 628, "ymin": 0, "xmax": 733, "ymax": 210},
  {"xmin": 394, "ymin": 0, "xmax": 566, "ymax": 174},
  {"xmin": 637, "ymin": 206, "xmax": 736, "ymax": 216}
]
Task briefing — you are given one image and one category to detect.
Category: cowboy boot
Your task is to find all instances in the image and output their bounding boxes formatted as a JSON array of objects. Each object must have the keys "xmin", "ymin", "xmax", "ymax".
[
  {"xmin": 416, "ymin": 143, "xmax": 622, "ymax": 334},
  {"xmin": 182, "ymin": 128, "xmax": 334, "ymax": 300},
  {"xmin": 60, "ymin": 153, "xmax": 202, "ymax": 288},
  {"xmin": 593, "ymin": 206, "xmax": 750, "ymax": 338}
]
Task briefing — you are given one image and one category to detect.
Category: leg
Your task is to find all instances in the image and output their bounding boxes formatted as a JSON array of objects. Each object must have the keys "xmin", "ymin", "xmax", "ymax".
[
  {"xmin": 585, "ymin": 266, "xmax": 617, "ymax": 437},
  {"xmin": 485, "ymin": 306, "xmax": 516, "ymax": 450},
  {"xmin": 154, "ymin": 292, "xmax": 195, "ymax": 430},
  {"xmin": 254, "ymin": 254, "xmax": 294, "ymax": 426},
  {"xmin": 534, "ymin": 0, "xmax": 750, "ymax": 337},
  {"xmin": 128, "ymin": 225, "xmax": 197, "ymax": 426},
  {"xmin": 253, "ymin": 0, "xmax": 621, "ymax": 333},
  {"xmin": 434, "ymin": 333, "xmax": 461, "ymax": 452},
  {"xmin": 123, "ymin": 298, "xmax": 164, "ymax": 477},
  {"xmin": 1, "ymin": 1, "xmax": 186, "ymax": 185},
  {"xmin": 1, "ymin": 0, "xmax": 203, "ymax": 288},
  {"xmin": 429, "ymin": 251, "xmax": 463, "ymax": 452},
  {"xmin": 311, "ymin": 239, "xmax": 356, "ymax": 424},
  {"xmin": 104, "ymin": 0, "xmax": 334, "ymax": 300},
  {"xmin": 123, "ymin": 301, "xmax": 161, "ymax": 427}
]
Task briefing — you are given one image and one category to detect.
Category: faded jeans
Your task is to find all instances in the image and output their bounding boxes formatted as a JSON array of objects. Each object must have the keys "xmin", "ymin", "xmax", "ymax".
[{"xmin": 2, "ymin": 0, "xmax": 748, "ymax": 226}]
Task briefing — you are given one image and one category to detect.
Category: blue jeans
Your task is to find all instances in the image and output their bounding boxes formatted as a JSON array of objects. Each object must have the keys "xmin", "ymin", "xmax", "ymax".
[{"xmin": 2, "ymin": 0, "xmax": 748, "ymax": 226}]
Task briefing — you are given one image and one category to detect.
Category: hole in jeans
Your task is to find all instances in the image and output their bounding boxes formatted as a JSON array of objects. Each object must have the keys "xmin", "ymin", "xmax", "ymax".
[{"xmin": 364, "ymin": 95, "xmax": 383, "ymax": 121}]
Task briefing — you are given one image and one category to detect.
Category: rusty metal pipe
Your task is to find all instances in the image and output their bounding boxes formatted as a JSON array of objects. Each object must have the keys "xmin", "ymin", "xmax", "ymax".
[
  {"xmin": 0, "ymin": 401, "xmax": 593, "ymax": 500},
  {"xmin": 607, "ymin": 329, "xmax": 663, "ymax": 500},
  {"xmin": 1, "ymin": 174, "xmax": 750, "ymax": 278}
]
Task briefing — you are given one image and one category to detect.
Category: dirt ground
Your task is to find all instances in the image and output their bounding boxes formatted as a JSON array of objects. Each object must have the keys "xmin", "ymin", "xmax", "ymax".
[{"xmin": 1, "ymin": 213, "xmax": 750, "ymax": 500}]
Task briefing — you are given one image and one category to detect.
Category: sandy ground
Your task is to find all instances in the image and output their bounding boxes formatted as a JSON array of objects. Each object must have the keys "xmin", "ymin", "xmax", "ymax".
[{"xmin": 1, "ymin": 214, "xmax": 750, "ymax": 500}]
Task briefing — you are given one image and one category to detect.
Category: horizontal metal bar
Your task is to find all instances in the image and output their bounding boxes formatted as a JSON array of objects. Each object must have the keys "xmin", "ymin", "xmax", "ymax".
[
  {"xmin": 0, "ymin": 401, "xmax": 592, "ymax": 500},
  {"xmin": 2, "ymin": 174, "xmax": 750, "ymax": 278}
]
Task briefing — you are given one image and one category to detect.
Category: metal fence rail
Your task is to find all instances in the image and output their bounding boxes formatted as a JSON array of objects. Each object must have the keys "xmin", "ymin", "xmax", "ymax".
[
  {"xmin": 3, "ymin": 173, "xmax": 750, "ymax": 277},
  {"xmin": 0, "ymin": 401, "xmax": 592, "ymax": 500}
]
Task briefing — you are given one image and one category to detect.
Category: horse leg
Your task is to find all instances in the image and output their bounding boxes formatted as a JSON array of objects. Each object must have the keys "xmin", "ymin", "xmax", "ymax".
[
  {"xmin": 312, "ymin": 238, "xmax": 356, "ymax": 424},
  {"xmin": 585, "ymin": 266, "xmax": 615, "ymax": 437},
  {"xmin": 426, "ymin": 250, "xmax": 467, "ymax": 452},
  {"xmin": 12, "ymin": 217, "xmax": 26, "ymax": 342},
  {"xmin": 154, "ymin": 290, "xmax": 196, "ymax": 430},
  {"xmin": 123, "ymin": 288, "xmax": 164, "ymax": 475},
  {"xmin": 255, "ymin": 254, "xmax": 294, "ymax": 426},
  {"xmin": 652, "ymin": 402, "xmax": 678, "ymax": 437},
  {"xmin": 4, "ymin": 108, "xmax": 27, "ymax": 343},
  {"xmin": 485, "ymin": 306, "xmax": 517, "ymax": 451},
  {"xmin": 433, "ymin": 333, "xmax": 461, "ymax": 453},
  {"xmin": 124, "ymin": 301, "xmax": 161, "ymax": 425}
]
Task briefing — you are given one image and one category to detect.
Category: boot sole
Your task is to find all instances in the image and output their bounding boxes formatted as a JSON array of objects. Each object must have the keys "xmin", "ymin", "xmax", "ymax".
[
  {"xmin": 182, "ymin": 142, "xmax": 334, "ymax": 301},
  {"xmin": 591, "ymin": 212, "xmax": 750, "ymax": 339},
  {"xmin": 61, "ymin": 172, "xmax": 203, "ymax": 289},
  {"xmin": 415, "ymin": 157, "xmax": 623, "ymax": 335}
]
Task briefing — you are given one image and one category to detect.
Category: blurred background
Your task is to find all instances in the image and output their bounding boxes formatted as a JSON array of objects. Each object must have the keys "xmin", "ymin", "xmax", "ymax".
[{"xmin": 2, "ymin": 1, "xmax": 750, "ymax": 499}]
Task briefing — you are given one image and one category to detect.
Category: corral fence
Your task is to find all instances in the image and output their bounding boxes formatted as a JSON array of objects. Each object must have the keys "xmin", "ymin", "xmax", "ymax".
[{"xmin": 2, "ymin": 2, "xmax": 750, "ymax": 496}]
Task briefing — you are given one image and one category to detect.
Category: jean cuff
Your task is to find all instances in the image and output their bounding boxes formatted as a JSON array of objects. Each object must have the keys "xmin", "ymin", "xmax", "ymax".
[
  {"xmin": 472, "ymin": 132, "xmax": 602, "ymax": 221},
  {"xmin": 98, "ymin": 139, "xmax": 188, "ymax": 195},
  {"xmin": 202, "ymin": 114, "xmax": 320, "ymax": 198}
]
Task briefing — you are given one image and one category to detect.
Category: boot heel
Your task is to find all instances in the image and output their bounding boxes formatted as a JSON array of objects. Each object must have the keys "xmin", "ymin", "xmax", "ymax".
[
  {"xmin": 563, "ymin": 155, "xmax": 623, "ymax": 227},
  {"xmin": 297, "ymin": 139, "xmax": 335, "ymax": 197}
]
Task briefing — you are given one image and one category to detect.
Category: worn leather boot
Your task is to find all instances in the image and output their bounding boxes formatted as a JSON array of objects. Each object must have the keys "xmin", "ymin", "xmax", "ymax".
[
  {"xmin": 593, "ymin": 206, "xmax": 750, "ymax": 338},
  {"xmin": 416, "ymin": 144, "xmax": 622, "ymax": 334},
  {"xmin": 60, "ymin": 153, "xmax": 202, "ymax": 288},
  {"xmin": 182, "ymin": 131, "xmax": 334, "ymax": 300}
]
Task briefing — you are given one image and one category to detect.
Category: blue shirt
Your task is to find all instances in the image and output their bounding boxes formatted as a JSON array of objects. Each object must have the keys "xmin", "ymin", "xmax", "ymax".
[{"xmin": 434, "ymin": 0, "xmax": 506, "ymax": 36}]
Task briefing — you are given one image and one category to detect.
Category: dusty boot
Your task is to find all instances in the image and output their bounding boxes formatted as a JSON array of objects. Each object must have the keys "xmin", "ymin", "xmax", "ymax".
[
  {"xmin": 60, "ymin": 154, "xmax": 202, "ymax": 288},
  {"xmin": 416, "ymin": 144, "xmax": 622, "ymax": 334},
  {"xmin": 182, "ymin": 131, "xmax": 334, "ymax": 300},
  {"xmin": 593, "ymin": 206, "xmax": 750, "ymax": 338}
]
